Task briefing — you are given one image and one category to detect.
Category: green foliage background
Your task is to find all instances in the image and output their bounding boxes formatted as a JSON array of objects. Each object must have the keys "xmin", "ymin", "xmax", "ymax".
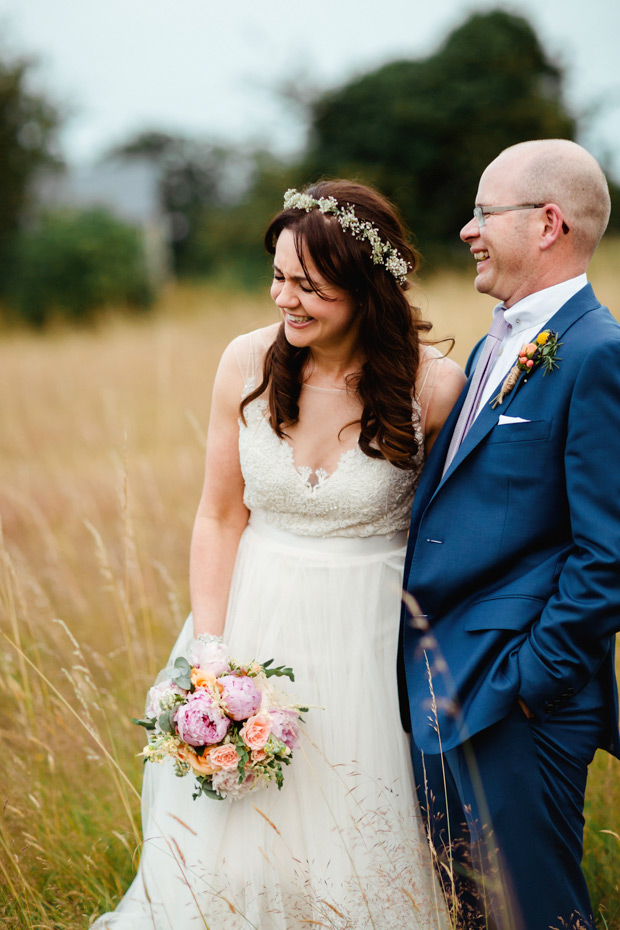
[
  {"xmin": 9, "ymin": 209, "xmax": 153, "ymax": 326},
  {"xmin": 1, "ymin": 8, "xmax": 619, "ymax": 322},
  {"xmin": 0, "ymin": 50, "xmax": 61, "ymax": 292},
  {"xmin": 304, "ymin": 11, "xmax": 577, "ymax": 259}
]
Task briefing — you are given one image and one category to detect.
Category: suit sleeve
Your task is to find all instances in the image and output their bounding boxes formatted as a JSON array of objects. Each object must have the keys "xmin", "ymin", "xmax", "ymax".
[{"xmin": 517, "ymin": 336, "xmax": 620, "ymax": 714}]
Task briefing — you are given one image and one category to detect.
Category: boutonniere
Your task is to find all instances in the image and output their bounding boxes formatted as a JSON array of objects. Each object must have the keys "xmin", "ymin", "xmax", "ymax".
[{"xmin": 491, "ymin": 330, "xmax": 562, "ymax": 408}]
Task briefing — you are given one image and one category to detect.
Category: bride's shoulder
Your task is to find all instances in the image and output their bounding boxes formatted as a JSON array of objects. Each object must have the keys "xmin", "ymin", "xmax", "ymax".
[
  {"xmin": 227, "ymin": 323, "xmax": 279, "ymax": 377},
  {"xmin": 212, "ymin": 324, "xmax": 279, "ymax": 411},
  {"xmin": 417, "ymin": 344, "xmax": 464, "ymax": 392},
  {"xmin": 416, "ymin": 343, "xmax": 465, "ymax": 410},
  {"xmin": 415, "ymin": 344, "xmax": 466, "ymax": 442},
  {"xmin": 216, "ymin": 323, "xmax": 279, "ymax": 394}
]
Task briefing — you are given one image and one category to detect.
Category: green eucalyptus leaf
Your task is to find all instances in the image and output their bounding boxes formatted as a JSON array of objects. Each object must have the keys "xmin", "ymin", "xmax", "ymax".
[
  {"xmin": 198, "ymin": 785, "xmax": 225, "ymax": 801},
  {"xmin": 264, "ymin": 664, "xmax": 295, "ymax": 682},
  {"xmin": 131, "ymin": 716, "xmax": 156, "ymax": 730},
  {"xmin": 158, "ymin": 709, "xmax": 175, "ymax": 734}
]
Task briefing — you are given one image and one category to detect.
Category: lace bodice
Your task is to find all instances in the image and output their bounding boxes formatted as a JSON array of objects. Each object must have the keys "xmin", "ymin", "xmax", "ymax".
[
  {"xmin": 239, "ymin": 393, "xmax": 421, "ymax": 538},
  {"xmin": 234, "ymin": 329, "xmax": 448, "ymax": 539}
]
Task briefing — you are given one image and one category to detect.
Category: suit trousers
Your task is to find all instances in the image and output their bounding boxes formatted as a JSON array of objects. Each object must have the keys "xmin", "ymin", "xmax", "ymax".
[{"xmin": 410, "ymin": 677, "xmax": 605, "ymax": 930}]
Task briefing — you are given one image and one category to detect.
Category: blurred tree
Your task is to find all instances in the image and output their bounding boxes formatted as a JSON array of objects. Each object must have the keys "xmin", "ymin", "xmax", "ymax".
[
  {"xmin": 304, "ymin": 10, "xmax": 578, "ymax": 260},
  {"xmin": 108, "ymin": 131, "xmax": 306, "ymax": 287},
  {"xmin": 0, "ymin": 50, "xmax": 62, "ymax": 290},
  {"xmin": 10, "ymin": 208, "xmax": 153, "ymax": 326},
  {"xmin": 189, "ymin": 151, "xmax": 303, "ymax": 289},
  {"xmin": 108, "ymin": 131, "xmax": 233, "ymax": 275}
]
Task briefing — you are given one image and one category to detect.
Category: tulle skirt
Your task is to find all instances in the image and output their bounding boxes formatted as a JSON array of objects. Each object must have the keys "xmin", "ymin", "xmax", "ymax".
[{"xmin": 92, "ymin": 514, "xmax": 447, "ymax": 929}]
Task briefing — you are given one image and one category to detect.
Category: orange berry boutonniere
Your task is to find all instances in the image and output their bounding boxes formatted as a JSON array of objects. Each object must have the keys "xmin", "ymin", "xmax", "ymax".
[{"xmin": 491, "ymin": 330, "xmax": 562, "ymax": 408}]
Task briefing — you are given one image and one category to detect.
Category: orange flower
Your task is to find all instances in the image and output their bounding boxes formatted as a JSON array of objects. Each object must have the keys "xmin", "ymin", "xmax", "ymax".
[
  {"xmin": 191, "ymin": 667, "xmax": 216, "ymax": 691},
  {"xmin": 177, "ymin": 744, "xmax": 219, "ymax": 775}
]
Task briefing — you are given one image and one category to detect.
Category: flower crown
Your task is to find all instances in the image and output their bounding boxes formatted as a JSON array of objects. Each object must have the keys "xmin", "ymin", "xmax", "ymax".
[{"xmin": 282, "ymin": 188, "xmax": 410, "ymax": 285}]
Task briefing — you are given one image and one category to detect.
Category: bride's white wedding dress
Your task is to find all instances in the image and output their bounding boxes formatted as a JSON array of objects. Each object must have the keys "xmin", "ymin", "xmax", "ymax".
[{"xmin": 93, "ymin": 330, "xmax": 449, "ymax": 930}]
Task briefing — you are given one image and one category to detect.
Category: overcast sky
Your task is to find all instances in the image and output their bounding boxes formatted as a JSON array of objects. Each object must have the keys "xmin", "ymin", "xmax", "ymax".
[{"xmin": 1, "ymin": 0, "xmax": 619, "ymax": 178}]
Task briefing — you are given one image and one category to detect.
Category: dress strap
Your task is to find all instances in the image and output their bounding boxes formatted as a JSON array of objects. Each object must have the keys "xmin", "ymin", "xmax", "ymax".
[
  {"xmin": 232, "ymin": 331, "xmax": 258, "ymax": 397},
  {"xmin": 416, "ymin": 346, "xmax": 446, "ymax": 434},
  {"xmin": 232, "ymin": 326, "xmax": 278, "ymax": 399}
]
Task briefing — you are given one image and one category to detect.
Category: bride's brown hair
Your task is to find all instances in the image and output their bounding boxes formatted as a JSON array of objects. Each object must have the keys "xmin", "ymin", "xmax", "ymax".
[{"xmin": 240, "ymin": 180, "xmax": 432, "ymax": 469}]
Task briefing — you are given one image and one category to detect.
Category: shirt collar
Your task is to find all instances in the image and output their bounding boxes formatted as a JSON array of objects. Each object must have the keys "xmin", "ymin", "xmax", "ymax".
[{"xmin": 493, "ymin": 274, "xmax": 588, "ymax": 333}]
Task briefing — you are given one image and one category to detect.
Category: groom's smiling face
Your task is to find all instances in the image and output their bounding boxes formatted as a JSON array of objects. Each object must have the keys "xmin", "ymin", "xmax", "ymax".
[{"xmin": 460, "ymin": 152, "xmax": 544, "ymax": 308}]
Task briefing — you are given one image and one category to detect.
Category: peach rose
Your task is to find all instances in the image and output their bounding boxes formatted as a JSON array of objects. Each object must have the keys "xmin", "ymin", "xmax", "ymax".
[
  {"xmin": 251, "ymin": 748, "xmax": 268, "ymax": 762},
  {"xmin": 191, "ymin": 667, "xmax": 216, "ymax": 690},
  {"xmin": 240, "ymin": 713, "xmax": 272, "ymax": 750},
  {"xmin": 524, "ymin": 342, "xmax": 537, "ymax": 356},
  {"xmin": 209, "ymin": 744, "xmax": 240, "ymax": 771}
]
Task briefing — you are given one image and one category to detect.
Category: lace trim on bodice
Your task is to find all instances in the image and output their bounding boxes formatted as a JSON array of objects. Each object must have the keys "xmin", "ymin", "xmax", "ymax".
[{"xmin": 237, "ymin": 334, "xmax": 425, "ymax": 537}]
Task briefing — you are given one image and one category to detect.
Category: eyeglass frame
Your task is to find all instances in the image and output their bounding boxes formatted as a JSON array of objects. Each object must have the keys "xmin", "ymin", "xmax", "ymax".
[{"xmin": 472, "ymin": 203, "xmax": 569, "ymax": 234}]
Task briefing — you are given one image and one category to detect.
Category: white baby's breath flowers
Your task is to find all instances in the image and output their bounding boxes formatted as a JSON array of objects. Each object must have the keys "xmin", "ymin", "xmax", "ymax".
[{"xmin": 283, "ymin": 189, "xmax": 410, "ymax": 285}]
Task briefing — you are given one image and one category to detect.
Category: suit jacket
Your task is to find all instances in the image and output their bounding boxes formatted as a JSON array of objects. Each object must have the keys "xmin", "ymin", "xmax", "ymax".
[{"xmin": 400, "ymin": 283, "xmax": 620, "ymax": 756}]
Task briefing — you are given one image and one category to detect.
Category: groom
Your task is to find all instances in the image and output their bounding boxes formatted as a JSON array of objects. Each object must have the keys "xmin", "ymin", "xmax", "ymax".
[{"xmin": 400, "ymin": 139, "xmax": 620, "ymax": 930}]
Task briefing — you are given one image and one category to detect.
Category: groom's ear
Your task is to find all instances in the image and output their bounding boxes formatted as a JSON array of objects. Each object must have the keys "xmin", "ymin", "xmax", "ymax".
[{"xmin": 538, "ymin": 204, "xmax": 567, "ymax": 251}]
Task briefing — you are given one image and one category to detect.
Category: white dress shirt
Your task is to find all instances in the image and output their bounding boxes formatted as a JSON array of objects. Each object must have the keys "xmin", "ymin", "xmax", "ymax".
[{"xmin": 475, "ymin": 274, "xmax": 588, "ymax": 414}]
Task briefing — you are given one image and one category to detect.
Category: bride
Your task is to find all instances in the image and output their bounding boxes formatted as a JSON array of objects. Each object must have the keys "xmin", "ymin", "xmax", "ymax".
[{"xmin": 92, "ymin": 180, "xmax": 465, "ymax": 929}]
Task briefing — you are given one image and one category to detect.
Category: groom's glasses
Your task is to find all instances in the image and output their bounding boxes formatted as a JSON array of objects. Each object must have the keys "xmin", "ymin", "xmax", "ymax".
[{"xmin": 473, "ymin": 204, "xmax": 570, "ymax": 234}]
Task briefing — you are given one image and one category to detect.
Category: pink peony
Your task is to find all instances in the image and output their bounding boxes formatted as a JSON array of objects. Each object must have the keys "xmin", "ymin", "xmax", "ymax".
[
  {"xmin": 211, "ymin": 768, "xmax": 256, "ymax": 799},
  {"xmin": 219, "ymin": 675, "xmax": 261, "ymax": 721},
  {"xmin": 240, "ymin": 713, "xmax": 272, "ymax": 750},
  {"xmin": 187, "ymin": 639, "xmax": 230, "ymax": 677},
  {"xmin": 175, "ymin": 690, "xmax": 230, "ymax": 746},
  {"xmin": 269, "ymin": 708, "xmax": 300, "ymax": 749},
  {"xmin": 209, "ymin": 744, "xmax": 240, "ymax": 771}
]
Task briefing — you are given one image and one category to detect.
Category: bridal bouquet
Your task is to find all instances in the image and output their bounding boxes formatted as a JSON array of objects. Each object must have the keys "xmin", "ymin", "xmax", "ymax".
[{"xmin": 134, "ymin": 639, "xmax": 307, "ymax": 801}]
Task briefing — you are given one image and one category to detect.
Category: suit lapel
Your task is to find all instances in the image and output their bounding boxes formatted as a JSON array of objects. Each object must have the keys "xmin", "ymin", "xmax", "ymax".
[{"xmin": 431, "ymin": 283, "xmax": 601, "ymax": 494}]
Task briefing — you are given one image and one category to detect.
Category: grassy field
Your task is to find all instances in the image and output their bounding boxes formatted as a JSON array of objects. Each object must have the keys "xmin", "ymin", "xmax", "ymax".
[{"xmin": 1, "ymin": 246, "xmax": 619, "ymax": 928}]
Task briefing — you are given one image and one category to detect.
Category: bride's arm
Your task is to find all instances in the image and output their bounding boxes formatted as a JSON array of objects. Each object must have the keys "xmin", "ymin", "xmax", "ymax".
[
  {"xmin": 417, "ymin": 350, "xmax": 466, "ymax": 455},
  {"xmin": 189, "ymin": 340, "xmax": 250, "ymax": 638}
]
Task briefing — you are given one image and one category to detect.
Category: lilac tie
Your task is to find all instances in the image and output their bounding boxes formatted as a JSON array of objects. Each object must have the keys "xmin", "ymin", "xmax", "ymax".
[{"xmin": 443, "ymin": 309, "xmax": 511, "ymax": 474}]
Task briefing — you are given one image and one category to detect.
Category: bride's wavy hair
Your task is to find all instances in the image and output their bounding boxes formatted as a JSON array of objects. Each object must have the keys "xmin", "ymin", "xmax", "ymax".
[{"xmin": 240, "ymin": 179, "xmax": 432, "ymax": 469}]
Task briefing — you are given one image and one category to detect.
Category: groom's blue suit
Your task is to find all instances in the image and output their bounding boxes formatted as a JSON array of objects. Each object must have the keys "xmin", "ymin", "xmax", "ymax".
[{"xmin": 400, "ymin": 283, "xmax": 620, "ymax": 928}]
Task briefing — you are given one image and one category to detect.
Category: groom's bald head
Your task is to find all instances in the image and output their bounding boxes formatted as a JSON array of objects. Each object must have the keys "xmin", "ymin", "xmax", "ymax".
[{"xmin": 491, "ymin": 139, "xmax": 610, "ymax": 258}]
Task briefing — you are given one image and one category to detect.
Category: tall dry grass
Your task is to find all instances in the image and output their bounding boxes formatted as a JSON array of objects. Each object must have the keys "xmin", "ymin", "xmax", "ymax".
[{"xmin": 1, "ymin": 245, "xmax": 619, "ymax": 928}]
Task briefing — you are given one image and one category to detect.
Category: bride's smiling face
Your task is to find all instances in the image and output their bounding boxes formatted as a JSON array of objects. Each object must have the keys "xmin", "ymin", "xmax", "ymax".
[{"xmin": 271, "ymin": 229, "xmax": 359, "ymax": 352}]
